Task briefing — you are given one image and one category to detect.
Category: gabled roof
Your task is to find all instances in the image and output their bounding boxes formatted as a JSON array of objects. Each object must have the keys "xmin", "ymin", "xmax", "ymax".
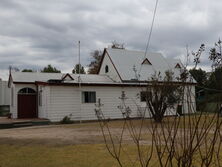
[{"xmin": 105, "ymin": 48, "xmax": 183, "ymax": 81}]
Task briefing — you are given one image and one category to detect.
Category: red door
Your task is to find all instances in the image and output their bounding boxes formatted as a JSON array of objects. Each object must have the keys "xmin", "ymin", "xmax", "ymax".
[{"xmin": 18, "ymin": 94, "xmax": 37, "ymax": 118}]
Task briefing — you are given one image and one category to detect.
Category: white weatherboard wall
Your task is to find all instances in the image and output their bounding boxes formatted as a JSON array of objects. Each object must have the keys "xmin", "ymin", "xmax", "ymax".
[
  {"xmin": 40, "ymin": 85, "xmax": 196, "ymax": 122},
  {"xmin": 43, "ymin": 85, "xmax": 146, "ymax": 122},
  {"xmin": 182, "ymin": 85, "xmax": 196, "ymax": 114},
  {"xmin": 0, "ymin": 80, "xmax": 10, "ymax": 106},
  {"xmin": 10, "ymin": 83, "xmax": 196, "ymax": 121},
  {"xmin": 99, "ymin": 53, "xmax": 121, "ymax": 82}
]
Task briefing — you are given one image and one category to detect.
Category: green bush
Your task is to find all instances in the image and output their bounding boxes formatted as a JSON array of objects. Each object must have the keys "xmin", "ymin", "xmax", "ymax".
[
  {"xmin": 0, "ymin": 106, "xmax": 10, "ymax": 117},
  {"xmin": 60, "ymin": 115, "xmax": 74, "ymax": 124}
]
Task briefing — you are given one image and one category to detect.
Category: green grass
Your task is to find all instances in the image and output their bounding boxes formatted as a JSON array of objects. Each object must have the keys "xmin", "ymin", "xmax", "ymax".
[
  {"xmin": 0, "ymin": 144, "xmax": 121, "ymax": 167},
  {"xmin": 0, "ymin": 115, "xmax": 221, "ymax": 167}
]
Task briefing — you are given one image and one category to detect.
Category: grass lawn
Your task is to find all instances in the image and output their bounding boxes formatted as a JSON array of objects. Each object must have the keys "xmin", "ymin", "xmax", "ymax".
[
  {"xmin": 0, "ymin": 114, "xmax": 221, "ymax": 167},
  {"xmin": 0, "ymin": 144, "xmax": 123, "ymax": 167}
]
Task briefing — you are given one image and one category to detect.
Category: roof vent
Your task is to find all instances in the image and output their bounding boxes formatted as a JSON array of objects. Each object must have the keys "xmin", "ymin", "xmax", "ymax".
[
  {"xmin": 141, "ymin": 58, "xmax": 152, "ymax": 65},
  {"xmin": 175, "ymin": 63, "xmax": 181, "ymax": 69},
  {"xmin": 61, "ymin": 73, "xmax": 74, "ymax": 81}
]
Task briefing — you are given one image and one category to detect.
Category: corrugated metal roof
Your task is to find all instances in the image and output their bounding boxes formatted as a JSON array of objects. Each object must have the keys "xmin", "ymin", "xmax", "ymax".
[
  {"xmin": 106, "ymin": 48, "xmax": 184, "ymax": 81},
  {"xmin": 11, "ymin": 72, "xmax": 63, "ymax": 83},
  {"xmin": 11, "ymin": 72, "xmax": 115, "ymax": 84},
  {"xmin": 10, "ymin": 49, "xmax": 195, "ymax": 84}
]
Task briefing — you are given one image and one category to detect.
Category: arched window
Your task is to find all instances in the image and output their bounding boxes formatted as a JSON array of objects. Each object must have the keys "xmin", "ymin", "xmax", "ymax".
[
  {"xmin": 18, "ymin": 88, "xmax": 36, "ymax": 94},
  {"xmin": 105, "ymin": 65, "xmax": 109, "ymax": 73}
]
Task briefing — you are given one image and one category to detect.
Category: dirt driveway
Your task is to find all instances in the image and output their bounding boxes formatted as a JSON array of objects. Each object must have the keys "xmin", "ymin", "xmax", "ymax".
[
  {"xmin": 0, "ymin": 123, "xmax": 108, "ymax": 145},
  {"xmin": 0, "ymin": 119, "xmax": 157, "ymax": 146}
]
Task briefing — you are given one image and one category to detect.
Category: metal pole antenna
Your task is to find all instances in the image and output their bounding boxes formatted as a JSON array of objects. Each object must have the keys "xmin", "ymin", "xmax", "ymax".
[
  {"xmin": 78, "ymin": 41, "xmax": 80, "ymax": 77},
  {"xmin": 78, "ymin": 41, "xmax": 82, "ymax": 123}
]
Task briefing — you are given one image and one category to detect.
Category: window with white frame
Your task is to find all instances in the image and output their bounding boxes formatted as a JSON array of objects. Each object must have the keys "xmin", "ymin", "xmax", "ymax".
[
  {"xmin": 82, "ymin": 91, "xmax": 96, "ymax": 103},
  {"xmin": 140, "ymin": 91, "xmax": 151, "ymax": 102}
]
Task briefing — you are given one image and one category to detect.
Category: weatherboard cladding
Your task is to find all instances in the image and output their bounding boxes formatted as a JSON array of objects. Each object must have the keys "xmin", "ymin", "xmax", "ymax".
[{"xmin": 44, "ymin": 86, "xmax": 145, "ymax": 122}]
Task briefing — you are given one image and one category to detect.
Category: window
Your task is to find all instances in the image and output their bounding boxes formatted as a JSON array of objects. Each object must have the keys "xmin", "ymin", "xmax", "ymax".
[
  {"xmin": 140, "ymin": 91, "xmax": 151, "ymax": 102},
  {"xmin": 177, "ymin": 104, "xmax": 182, "ymax": 115},
  {"xmin": 18, "ymin": 88, "xmax": 36, "ymax": 94},
  {"xmin": 82, "ymin": 91, "xmax": 96, "ymax": 103},
  {"xmin": 105, "ymin": 65, "xmax": 109, "ymax": 73},
  {"xmin": 140, "ymin": 91, "xmax": 146, "ymax": 102}
]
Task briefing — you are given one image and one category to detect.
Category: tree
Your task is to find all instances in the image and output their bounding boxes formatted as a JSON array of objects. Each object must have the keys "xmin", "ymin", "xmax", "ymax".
[
  {"xmin": 41, "ymin": 64, "xmax": 61, "ymax": 73},
  {"xmin": 9, "ymin": 66, "xmax": 19, "ymax": 72},
  {"xmin": 145, "ymin": 71, "xmax": 182, "ymax": 122},
  {"xmin": 22, "ymin": 69, "xmax": 33, "ymax": 72},
  {"xmin": 111, "ymin": 41, "xmax": 125, "ymax": 49},
  {"xmin": 206, "ymin": 66, "xmax": 222, "ymax": 90},
  {"xmin": 192, "ymin": 44, "xmax": 205, "ymax": 69},
  {"xmin": 72, "ymin": 64, "xmax": 86, "ymax": 74},
  {"xmin": 209, "ymin": 39, "xmax": 222, "ymax": 69},
  {"xmin": 88, "ymin": 50, "xmax": 103, "ymax": 74},
  {"xmin": 189, "ymin": 68, "xmax": 207, "ymax": 86},
  {"xmin": 95, "ymin": 83, "xmax": 222, "ymax": 167}
]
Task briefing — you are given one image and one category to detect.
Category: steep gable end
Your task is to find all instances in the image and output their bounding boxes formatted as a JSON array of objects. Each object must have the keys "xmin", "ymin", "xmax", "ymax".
[
  {"xmin": 98, "ymin": 49, "xmax": 122, "ymax": 82},
  {"xmin": 141, "ymin": 58, "xmax": 152, "ymax": 65}
]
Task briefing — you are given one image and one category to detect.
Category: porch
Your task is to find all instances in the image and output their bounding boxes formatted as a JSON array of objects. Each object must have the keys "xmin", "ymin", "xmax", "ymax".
[{"xmin": 0, "ymin": 117, "xmax": 50, "ymax": 129}]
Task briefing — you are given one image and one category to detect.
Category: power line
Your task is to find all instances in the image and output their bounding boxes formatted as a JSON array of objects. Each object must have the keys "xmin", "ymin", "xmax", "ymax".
[{"xmin": 138, "ymin": 0, "xmax": 159, "ymax": 75}]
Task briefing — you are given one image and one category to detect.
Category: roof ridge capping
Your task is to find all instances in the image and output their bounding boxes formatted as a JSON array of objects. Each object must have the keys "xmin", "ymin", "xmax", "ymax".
[{"xmin": 107, "ymin": 47, "xmax": 161, "ymax": 55}]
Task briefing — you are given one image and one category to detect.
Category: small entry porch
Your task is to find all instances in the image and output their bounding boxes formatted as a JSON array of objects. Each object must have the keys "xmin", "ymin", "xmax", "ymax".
[{"xmin": 0, "ymin": 117, "xmax": 50, "ymax": 129}]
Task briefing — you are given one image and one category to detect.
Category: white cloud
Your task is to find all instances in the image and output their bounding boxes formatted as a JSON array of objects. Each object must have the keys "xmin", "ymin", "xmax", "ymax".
[{"xmin": 0, "ymin": 0, "xmax": 221, "ymax": 79}]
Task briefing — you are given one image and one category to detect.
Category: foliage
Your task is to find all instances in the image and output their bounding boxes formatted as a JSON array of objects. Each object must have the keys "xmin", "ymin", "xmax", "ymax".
[
  {"xmin": 206, "ymin": 66, "xmax": 222, "ymax": 90},
  {"xmin": 145, "ymin": 71, "xmax": 182, "ymax": 122},
  {"xmin": 9, "ymin": 66, "xmax": 19, "ymax": 72},
  {"xmin": 111, "ymin": 41, "xmax": 125, "ymax": 49},
  {"xmin": 192, "ymin": 44, "xmax": 205, "ymax": 69},
  {"xmin": 0, "ymin": 106, "xmax": 10, "ymax": 116},
  {"xmin": 88, "ymin": 50, "xmax": 103, "ymax": 74},
  {"xmin": 41, "ymin": 64, "xmax": 61, "ymax": 73},
  {"xmin": 94, "ymin": 42, "xmax": 222, "ymax": 167},
  {"xmin": 189, "ymin": 68, "xmax": 207, "ymax": 86},
  {"xmin": 72, "ymin": 64, "xmax": 86, "ymax": 74},
  {"xmin": 22, "ymin": 69, "xmax": 33, "ymax": 72},
  {"xmin": 60, "ymin": 116, "xmax": 74, "ymax": 124},
  {"xmin": 95, "ymin": 92, "xmax": 222, "ymax": 167},
  {"xmin": 209, "ymin": 39, "xmax": 222, "ymax": 69}
]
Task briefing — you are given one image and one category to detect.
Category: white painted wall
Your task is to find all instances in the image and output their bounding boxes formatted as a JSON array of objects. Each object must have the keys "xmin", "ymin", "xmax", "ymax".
[
  {"xmin": 182, "ymin": 85, "xmax": 196, "ymax": 114},
  {"xmin": 41, "ymin": 85, "xmax": 195, "ymax": 122},
  {"xmin": 43, "ymin": 85, "xmax": 144, "ymax": 122},
  {"xmin": 99, "ymin": 53, "xmax": 122, "ymax": 82},
  {"xmin": 10, "ymin": 83, "xmax": 196, "ymax": 121},
  {"xmin": 0, "ymin": 80, "xmax": 10, "ymax": 106}
]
